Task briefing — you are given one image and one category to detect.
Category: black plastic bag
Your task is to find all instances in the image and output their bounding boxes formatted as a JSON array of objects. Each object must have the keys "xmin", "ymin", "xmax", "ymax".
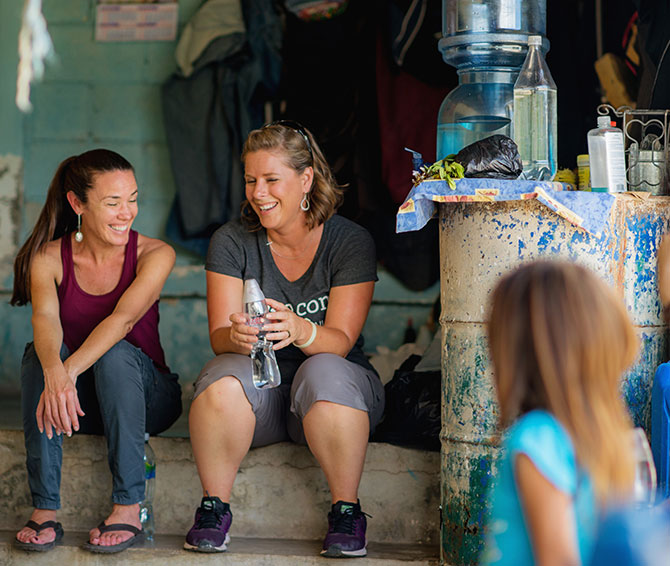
[
  {"xmin": 372, "ymin": 354, "xmax": 441, "ymax": 451},
  {"xmin": 455, "ymin": 134, "xmax": 523, "ymax": 179}
]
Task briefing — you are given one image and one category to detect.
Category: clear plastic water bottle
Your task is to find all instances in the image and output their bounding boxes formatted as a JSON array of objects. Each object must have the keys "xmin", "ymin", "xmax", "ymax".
[
  {"xmin": 243, "ymin": 279, "xmax": 281, "ymax": 389},
  {"xmin": 513, "ymin": 35, "xmax": 558, "ymax": 180},
  {"xmin": 139, "ymin": 433, "xmax": 155, "ymax": 540},
  {"xmin": 587, "ymin": 116, "xmax": 627, "ymax": 193}
]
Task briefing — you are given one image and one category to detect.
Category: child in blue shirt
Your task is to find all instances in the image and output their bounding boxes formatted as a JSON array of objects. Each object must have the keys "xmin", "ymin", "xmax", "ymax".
[{"xmin": 480, "ymin": 260, "xmax": 638, "ymax": 566}]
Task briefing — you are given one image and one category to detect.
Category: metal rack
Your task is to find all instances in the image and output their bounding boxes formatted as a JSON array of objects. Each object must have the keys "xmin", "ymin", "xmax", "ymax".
[{"xmin": 597, "ymin": 104, "xmax": 670, "ymax": 195}]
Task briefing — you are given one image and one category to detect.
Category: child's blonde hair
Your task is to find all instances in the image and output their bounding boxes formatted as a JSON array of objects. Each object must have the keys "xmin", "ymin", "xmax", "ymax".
[{"xmin": 487, "ymin": 260, "xmax": 637, "ymax": 502}]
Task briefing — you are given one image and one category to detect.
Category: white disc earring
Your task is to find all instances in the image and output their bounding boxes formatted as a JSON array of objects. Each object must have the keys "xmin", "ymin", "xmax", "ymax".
[
  {"xmin": 300, "ymin": 195, "xmax": 310, "ymax": 211},
  {"xmin": 75, "ymin": 213, "xmax": 83, "ymax": 242}
]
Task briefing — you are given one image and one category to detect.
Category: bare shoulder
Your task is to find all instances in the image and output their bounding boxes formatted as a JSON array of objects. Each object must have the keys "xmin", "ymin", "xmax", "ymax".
[
  {"xmin": 136, "ymin": 233, "xmax": 176, "ymax": 268},
  {"xmin": 31, "ymin": 238, "xmax": 62, "ymax": 275}
]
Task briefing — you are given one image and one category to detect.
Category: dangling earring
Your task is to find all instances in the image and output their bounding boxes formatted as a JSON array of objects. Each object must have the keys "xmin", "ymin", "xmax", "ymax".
[
  {"xmin": 75, "ymin": 213, "xmax": 83, "ymax": 242},
  {"xmin": 300, "ymin": 194, "xmax": 310, "ymax": 212}
]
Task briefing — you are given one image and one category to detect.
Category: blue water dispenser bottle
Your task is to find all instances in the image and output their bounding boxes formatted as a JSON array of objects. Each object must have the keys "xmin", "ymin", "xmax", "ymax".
[{"xmin": 436, "ymin": 0, "xmax": 548, "ymax": 160}]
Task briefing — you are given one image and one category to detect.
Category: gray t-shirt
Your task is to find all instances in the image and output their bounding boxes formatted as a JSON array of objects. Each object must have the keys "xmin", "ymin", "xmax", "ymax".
[{"xmin": 206, "ymin": 214, "xmax": 378, "ymax": 372}]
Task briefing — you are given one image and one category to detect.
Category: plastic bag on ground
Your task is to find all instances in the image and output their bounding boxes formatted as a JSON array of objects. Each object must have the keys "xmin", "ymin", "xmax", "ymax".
[{"xmin": 372, "ymin": 354, "xmax": 440, "ymax": 451}]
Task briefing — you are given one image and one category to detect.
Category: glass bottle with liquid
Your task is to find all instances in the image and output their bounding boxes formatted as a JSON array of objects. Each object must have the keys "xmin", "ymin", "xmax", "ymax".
[
  {"xmin": 513, "ymin": 35, "xmax": 557, "ymax": 180},
  {"xmin": 436, "ymin": 68, "xmax": 515, "ymax": 160}
]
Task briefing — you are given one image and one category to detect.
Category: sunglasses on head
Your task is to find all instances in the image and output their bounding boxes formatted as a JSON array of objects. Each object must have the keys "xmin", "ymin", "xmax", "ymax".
[{"xmin": 264, "ymin": 120, "xmax": 314, "ymax": 160}]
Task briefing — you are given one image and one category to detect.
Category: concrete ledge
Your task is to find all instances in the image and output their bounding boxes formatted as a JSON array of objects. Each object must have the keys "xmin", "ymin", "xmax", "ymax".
[
  {"xmin": 0, "ymin": 531, "xmax": 440, "ymax": 566},
  {"xmin": 0, "ymin": 430, "xmax": 440, "ymax": 545}
]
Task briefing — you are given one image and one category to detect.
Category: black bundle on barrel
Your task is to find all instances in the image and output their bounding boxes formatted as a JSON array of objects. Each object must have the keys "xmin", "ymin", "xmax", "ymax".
[{"xmin": 455, "ymin": 134, "xmax": 523, "ymax": 179}]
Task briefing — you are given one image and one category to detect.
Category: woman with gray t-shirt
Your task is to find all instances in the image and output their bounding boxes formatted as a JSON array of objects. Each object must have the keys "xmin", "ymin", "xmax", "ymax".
[{"xmin": 184, "ymin": 121, "xmax": 384, "ymax": 559}]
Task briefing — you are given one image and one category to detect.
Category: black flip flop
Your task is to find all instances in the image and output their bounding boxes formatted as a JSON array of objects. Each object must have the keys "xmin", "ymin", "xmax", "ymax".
[
  {"xmin": 14, "ymin": 520, "xmax": 64, "ymax": 552},
  {"xmin": 81, "ymin": 521, "xmax": 145, "ymax": 554}
]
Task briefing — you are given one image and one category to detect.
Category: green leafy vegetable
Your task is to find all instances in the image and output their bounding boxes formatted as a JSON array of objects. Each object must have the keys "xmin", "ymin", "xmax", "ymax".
[{"xmin": 412, "ymin": 155, "xmax": 465, "ymax": 189}]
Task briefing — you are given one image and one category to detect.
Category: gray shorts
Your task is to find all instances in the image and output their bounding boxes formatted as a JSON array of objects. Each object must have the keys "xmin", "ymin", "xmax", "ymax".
[{"xmin": 193, "ymin": 353, "xmax": 385, "ymax": 447}]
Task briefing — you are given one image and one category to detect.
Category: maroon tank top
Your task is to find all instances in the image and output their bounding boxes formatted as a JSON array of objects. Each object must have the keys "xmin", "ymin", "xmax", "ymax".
[{"xmin": 58, "ymin": 230, "xmax": 169, "ymax": 372}]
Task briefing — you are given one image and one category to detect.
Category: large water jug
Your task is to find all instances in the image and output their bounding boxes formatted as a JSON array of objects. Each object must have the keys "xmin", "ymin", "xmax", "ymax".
[{"xmin": 436, "ymin": 0, "xmax": 548, "ymax": 161}]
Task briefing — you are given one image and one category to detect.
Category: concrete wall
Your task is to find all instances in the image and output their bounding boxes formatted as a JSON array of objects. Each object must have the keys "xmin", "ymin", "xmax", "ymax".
[{"xmin": 0, "ymin": 1, "xmax": 438, "ymax": 398}]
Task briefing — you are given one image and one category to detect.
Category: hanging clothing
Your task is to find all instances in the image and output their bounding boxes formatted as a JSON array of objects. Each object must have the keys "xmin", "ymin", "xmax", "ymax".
[
  {"xmin": 633, "ymin": 0, "xmax": 670, "ymax": 108},
  {"xmin": 161, "ymin": 0, "xmax": 282, "ymax": 244}
]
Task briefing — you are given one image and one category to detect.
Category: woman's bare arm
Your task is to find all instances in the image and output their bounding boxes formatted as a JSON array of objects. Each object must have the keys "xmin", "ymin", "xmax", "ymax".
[{"xmin": 516, "ymin": 453, "xmax": 582, "ymax": 566}]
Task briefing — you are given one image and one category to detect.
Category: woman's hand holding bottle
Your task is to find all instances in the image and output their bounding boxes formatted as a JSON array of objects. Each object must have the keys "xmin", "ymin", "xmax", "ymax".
[{"xmin": 263, "ymin": 298, "xmax": 307, "ymax": 349}]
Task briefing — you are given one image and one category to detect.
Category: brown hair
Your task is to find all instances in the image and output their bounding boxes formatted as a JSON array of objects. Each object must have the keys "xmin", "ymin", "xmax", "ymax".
[
  {"xmin": 487, "ymin": 260, "xmax": 637, "ymax": 502},
  {"xmin": 239, "ymin": 122, "xmax": 344, "ymax": 231},
  {"xmin": 11, "ymin": 149, "xmax": 134, "ymax": 306}
]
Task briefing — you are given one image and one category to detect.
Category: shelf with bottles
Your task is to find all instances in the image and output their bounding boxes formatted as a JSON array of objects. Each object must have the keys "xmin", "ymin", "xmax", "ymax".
[{"xmin": 596, "ymin": 104, "xmax": 670, "ymax": 196}]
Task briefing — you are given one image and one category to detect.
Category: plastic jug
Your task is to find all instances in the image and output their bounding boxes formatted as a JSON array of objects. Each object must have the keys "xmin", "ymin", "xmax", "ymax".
[{"xmin": 436, "ymin": 0, "xmax": 548, "ymax": 160}]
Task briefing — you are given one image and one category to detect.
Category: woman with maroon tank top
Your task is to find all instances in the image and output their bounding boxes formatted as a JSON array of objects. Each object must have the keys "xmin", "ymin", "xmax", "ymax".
[{"xmin": 10, "ymin": 149, "xmax": 181, "ymax": 554}]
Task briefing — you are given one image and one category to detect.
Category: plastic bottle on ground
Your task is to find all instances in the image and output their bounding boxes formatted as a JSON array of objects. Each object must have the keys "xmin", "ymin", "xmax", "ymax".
[{"xmin": 140, "ymin": 432, "xmax": 156, "ymax": 541}]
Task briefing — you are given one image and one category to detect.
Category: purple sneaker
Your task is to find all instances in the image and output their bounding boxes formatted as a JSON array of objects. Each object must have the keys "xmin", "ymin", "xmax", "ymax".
[
  {"xmin": 321, "ymin": 500, "xmax": 369, "ymax": 558},
  {"xmin": 183, "ymin": 496, "xmax": 232, "ymax": 553}
]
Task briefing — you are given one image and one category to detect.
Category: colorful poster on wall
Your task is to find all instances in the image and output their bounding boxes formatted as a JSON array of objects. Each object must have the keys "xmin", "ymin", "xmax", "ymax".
[{"xmin": 95, "ymin": 1, "xmax": 178, "ymax": 42}]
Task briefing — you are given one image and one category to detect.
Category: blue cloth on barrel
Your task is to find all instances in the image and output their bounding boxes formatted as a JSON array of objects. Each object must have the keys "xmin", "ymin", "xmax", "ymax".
[{"xmin": 396, "ymin": 178, "xmax": 616, "ymax": 237}]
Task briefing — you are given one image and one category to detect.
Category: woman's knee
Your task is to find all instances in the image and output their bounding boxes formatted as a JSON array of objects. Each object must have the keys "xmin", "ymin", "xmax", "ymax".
[
  {"xmin": 292, "ymin": 353, "xmax": 341, "ymax": 390},
  {"xmin": 192, "ymin": 375, "xmax": 250, "ymax": 414},
  {"xmin": 291, "ymin": 354, "xmax": 380, "ymax": 423},
  {"xmin": 93, "ymin": 340, "xmax": 144, "ymax": 387}
]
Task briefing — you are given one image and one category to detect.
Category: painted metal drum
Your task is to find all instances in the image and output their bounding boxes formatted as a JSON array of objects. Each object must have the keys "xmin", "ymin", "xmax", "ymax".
[{"xmin": 438, "ymin": 195, "xmax": 670, "ymax": 565}]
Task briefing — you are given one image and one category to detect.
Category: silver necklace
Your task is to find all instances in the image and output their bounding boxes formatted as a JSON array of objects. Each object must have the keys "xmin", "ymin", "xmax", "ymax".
[{"xmin": 266, "ymin": 231, "xmax": 317, "ymax": 260}]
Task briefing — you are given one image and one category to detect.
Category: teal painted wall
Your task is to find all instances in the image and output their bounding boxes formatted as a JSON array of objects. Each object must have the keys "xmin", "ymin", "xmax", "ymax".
[
  {"xmin": 18, "ymin": 0, "xmax": 202, "ymax": 245},
  {"xmin": 0, "ymin": 1, "xmax": 438, "ymax": 397},
  {"xmin": 0, "ymin": 1, "xmax": 23, "ymax": 155}
]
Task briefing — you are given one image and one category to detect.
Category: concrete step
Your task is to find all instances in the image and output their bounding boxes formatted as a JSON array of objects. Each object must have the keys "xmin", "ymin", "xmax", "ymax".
[
  {"xmin": 0, "ymin": 531, "xmax": 440, "ymax": 566},
  {"xmin": 0, "ymin": 430, "xmax": 440, "ymax": 546}
]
